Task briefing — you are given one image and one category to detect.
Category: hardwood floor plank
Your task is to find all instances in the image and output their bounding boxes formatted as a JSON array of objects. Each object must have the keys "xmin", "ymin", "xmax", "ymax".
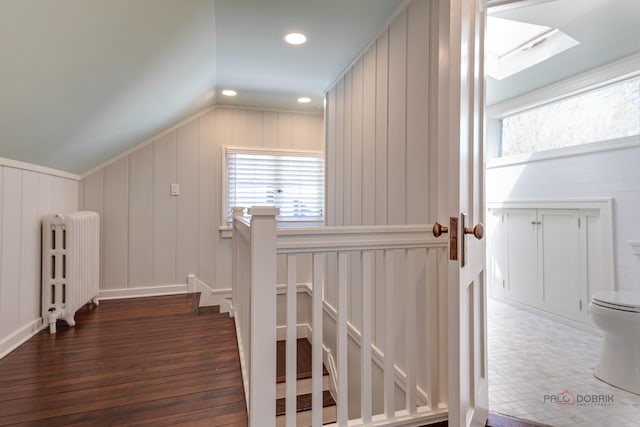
[
  {"xmin": 0, "ymin": 293, "xmax": 247, "ymax": 426},
  {"xmin": 38, "ymin": 389, "xmax": 246, "ymax": 427}
]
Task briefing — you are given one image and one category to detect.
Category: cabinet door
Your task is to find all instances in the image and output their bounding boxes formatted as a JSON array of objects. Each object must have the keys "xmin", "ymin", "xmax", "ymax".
[
  {"xmin": 487, "ymin": 209, "xmax": 507, "ymax": 298},
  {"xmin": 540, "ymin": 210, "xmax": 582, "ymax": 321},
  {"xmin": 505, "ymin": 209, "xmax": 538, "ymax": 305}
]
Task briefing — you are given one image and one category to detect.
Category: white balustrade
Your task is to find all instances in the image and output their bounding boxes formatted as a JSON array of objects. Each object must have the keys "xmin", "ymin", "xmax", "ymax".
[{"xmin": 232, "ymin": 206, "xmax": 449, "ymax": 427}]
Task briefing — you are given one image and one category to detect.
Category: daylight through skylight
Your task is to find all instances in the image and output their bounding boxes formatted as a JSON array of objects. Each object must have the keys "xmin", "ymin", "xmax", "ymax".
[{"xmin": 486, "ymin": 16, "xmax": 579, "ymax": 80}]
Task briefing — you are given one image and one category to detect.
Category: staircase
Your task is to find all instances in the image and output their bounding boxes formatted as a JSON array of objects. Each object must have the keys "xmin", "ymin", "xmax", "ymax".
[{"xmin": 276, "ymin": 338, "xmax": 337, "ymax": 426}]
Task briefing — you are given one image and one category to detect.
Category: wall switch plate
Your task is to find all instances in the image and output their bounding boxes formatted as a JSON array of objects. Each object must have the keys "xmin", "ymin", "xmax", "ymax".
[{"xmin": 170, "ymin": 183, "xmax": 180, "ymax": 196}]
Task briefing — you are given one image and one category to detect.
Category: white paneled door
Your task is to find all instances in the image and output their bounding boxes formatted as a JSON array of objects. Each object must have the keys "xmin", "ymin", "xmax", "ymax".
[{"xmin": 438, "ymin": 0, "xmax": 489, "ymax": 425}]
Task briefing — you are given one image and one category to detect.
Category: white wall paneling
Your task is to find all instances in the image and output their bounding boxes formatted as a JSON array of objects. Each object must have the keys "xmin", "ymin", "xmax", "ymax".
[
  {"xmin": 103, "ymin": 157, "xmax": 129, "ymax": 290},
  {"xmin": 128, "ymin": 145, "xmax": 154, "ymax": 287},
  {"xmin": 406, "ymin": 0, "xmax": 430, "ymax": 225},
  {"xmin": 153, "ymin": 132, "xmax": 177, "ymax": 286},
  {"xmin": 323, "ymin": 0, "xmax": 442, "ymax": 413},
  {"xmin": 81, "ymin": 107, "xmax": 323, "ymax": 295},
  {"xmin": 198, "ymin": 112, "xmax": 217, "ymax": 289},
  {"xmin": 362, "ymin": 47, "xmax": 376, "ymax": 227},
  {"xmin": 1, "ymin": 167, "xmax": 22, "ymax": 340},
  {"xmin": 0, "ymin": 161, "xmax": 79, "ymax": 358},
  {"xmin": 387, "ymin": 8, "xmax": 408, "ymax": 226},
  {"xmin": 19, "ymin": 172, "xmax": 40, "ymax": 327}
]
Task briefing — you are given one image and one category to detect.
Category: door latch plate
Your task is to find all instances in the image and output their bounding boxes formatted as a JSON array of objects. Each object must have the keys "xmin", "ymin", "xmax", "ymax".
[{"xmin": 450, "ymin": 217, "xmax": 458, "ymax": 261}]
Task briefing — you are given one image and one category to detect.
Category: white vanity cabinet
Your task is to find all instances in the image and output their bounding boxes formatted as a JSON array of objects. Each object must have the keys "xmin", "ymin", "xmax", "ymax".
[{"xmin": 487, "ymin": 201, "xmax": 614, "ymax": 326}]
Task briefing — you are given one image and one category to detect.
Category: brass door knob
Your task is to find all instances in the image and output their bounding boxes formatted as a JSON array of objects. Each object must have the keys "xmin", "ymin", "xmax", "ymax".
[
  {"xmin": 464, "ymin": 223, "xmax": 484, "ymax": 240},
  {"xmin": 433, "ymin": 223, "xmax": 449, "ymax": 238}
]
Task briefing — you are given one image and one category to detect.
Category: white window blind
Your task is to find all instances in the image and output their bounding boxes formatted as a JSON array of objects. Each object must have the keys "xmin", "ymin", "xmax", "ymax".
[{"xmin": 225, "ymin": 149, "xmax": 324, "ymax": 224}]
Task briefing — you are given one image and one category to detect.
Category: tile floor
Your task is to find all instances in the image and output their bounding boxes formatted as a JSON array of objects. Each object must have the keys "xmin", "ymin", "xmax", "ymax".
[{"xmin": 488, "ymin": 298, "xmax": 640, "ymax": 427}]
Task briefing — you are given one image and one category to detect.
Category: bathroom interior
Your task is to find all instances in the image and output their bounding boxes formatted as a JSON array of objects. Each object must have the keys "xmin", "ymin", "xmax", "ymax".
[{"xmin": 484, "ymin": 0, "xmax": 640, "ymax": 426}]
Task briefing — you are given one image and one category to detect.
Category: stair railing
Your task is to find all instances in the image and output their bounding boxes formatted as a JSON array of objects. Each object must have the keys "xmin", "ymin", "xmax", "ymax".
[
  {"xmin": 232, "ymin": 206, "xmax": 450, "ymax": 427},
  {"xmin": 232, "ymin": 206, "xmax": 279, "ymax": 427}
]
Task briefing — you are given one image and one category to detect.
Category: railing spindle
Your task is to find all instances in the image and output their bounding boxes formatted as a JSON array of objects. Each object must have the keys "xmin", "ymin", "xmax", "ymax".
[
  {"xmin": 337, "ymin": 251, "xmax": 349, "ymax": 425},
  {"xmin": 360, "ymin": 250, "xmax": 373, "ymax": 423},
  {"xmin": 312, "ymin": 253, "xmax": 324, "ymax": 427},
  {"xmin": 405, "ymin": 249, "xmax": 418, "ymax": 414},
  {"xmin": 426, "ymin": 248, "xmax": 439, "ymax": 409},
  {"xmin": 286, "ymin": 254, "xmax": 297, "ymax": 427},
  {"xmin": 384, "ymin": 249, "xmax": 395, "ymax": 418}
]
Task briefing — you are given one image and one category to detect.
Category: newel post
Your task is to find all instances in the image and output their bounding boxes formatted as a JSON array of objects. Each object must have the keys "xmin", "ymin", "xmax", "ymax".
[
  {"xmin": 230, "ymin": 206, "xmax": 245, "ymax": 316},
  {"xmin": 248, "ymin": 206, "xmax": 279, "ymax": 427}
]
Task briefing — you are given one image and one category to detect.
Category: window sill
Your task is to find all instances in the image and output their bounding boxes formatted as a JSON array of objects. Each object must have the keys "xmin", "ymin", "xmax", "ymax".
[
  {"xmin": 487, "ymin": 135, "xmax": 640, "ymax": 169},
  {"xmin": 219, "ymin": 226, "xmax": 233, "ymax": 239},
  {"xmin": 219, "ymin": 221, "xmax": 325, "ymax": 239}
]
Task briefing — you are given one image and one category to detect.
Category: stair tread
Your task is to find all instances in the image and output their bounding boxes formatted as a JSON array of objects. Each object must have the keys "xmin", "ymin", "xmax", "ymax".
[
  {"xmin": 197, "ymin": 305, "xmax": 220, "ymax": 315},
  {"xmin": 276, "ymin": 338, "xmax": 328, "ymax": 383},
  {"xmin": 275, "ymin": 390, "xmax": 336, "ymax": 416}
]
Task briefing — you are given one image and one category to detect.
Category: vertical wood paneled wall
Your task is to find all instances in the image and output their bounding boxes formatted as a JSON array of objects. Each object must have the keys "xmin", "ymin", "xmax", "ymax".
[
  {"xmin": 0, "ymin": 162, "xmax": 78, "ymax": 357},
  {"xmin": 325, "ymin": 0, "xmax": 437, "ymax": 330},
  {"xmin": 326, "ymin": 0, "xmax": 434, "ymax": 230},
  {"xmin": 323, "ymin": 0, "xmax": 443, "ymax": 411},
  {"xmin": 81, "ymin": 107, "xmax": 323, "ymax": 292}
]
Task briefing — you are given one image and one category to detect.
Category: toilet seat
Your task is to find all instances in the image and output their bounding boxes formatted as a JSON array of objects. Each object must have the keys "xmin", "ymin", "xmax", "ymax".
[{"xmin": 592, "ymin": 291, "xmax": 640, "ymax": 313}]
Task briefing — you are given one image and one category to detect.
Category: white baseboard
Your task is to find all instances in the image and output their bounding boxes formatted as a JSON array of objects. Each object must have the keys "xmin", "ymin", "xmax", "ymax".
[
  {"xmin": 98, "ymin": 284, "xmax": 189, "ymax": 300},
  {"xmin": 187, "ymin": 275, "xmax": 232, "ymax": 313},
  {"xmin": 0, "ymin": 318, "xmax": 43, "ymax": 360}
]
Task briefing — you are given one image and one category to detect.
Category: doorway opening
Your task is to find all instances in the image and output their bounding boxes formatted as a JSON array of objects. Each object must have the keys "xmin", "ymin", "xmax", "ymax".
[{"xmin": 484, "ymin": 1, "xmax": 640, "ymax": 425}]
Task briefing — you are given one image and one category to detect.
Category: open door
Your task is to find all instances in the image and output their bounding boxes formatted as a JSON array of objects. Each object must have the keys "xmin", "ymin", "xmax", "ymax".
[{"xmin": 435, "ymin": 0, "xmax": 488, "ymax": 425}]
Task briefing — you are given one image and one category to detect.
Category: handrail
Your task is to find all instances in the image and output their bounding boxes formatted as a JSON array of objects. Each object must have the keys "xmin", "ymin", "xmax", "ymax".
[
  {"xmin": 234, "ymin": 215, "xmax": 251, "ymax": 241},
  {"xmin": 277, "ymin": 224, "xmax": 446, "ymax": 254}
]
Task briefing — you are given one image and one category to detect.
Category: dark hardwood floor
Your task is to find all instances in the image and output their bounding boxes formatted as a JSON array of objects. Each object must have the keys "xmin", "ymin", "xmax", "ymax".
[{"xmin": 0, "ymin": 294, "xmax": 247, "ymax": 426}]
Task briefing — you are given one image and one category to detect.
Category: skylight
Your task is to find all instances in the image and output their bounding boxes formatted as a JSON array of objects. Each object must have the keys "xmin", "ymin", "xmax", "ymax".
[{"xmin": 486, "ymin": 16, "xmax": 579, "ymax": 80}]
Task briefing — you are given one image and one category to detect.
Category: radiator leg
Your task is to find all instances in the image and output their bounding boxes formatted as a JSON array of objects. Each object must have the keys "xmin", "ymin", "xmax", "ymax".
[
  {"xmin": 49, "ymin": 310, "xmax": 61, "ymax": 334},
  {"xmin": 92, "ymin": 297, "xmax": 100, "ymax": 306},
  {"xmin": 63, "ymin": 313, "xmax": 76, "ymax": 328}
]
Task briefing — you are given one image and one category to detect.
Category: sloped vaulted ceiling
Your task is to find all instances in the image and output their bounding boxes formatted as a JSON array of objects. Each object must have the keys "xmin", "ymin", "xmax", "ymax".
[
  {"xmin": 0, "ymin": 0, "xmax": 218, "ymax": 174},
  {"xmin": 0, "ymin": 0, "xmax": 403, "ymax": 174}
]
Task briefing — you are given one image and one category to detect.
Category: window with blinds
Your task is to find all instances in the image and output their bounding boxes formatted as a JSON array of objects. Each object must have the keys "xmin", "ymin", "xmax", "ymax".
[{"xmin": 225, "ymin": 149, "xmax": 325, "ymax": 224}]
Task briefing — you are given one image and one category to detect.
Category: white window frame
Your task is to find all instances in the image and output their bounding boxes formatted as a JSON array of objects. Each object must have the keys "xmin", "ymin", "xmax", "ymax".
[
  {"xmin": 220, "ymin": 146, "xmax": 325, "ymax": 237},
  {"xmin": 487, "ymin": 53, "xmax": 640, "ymax": 168}
]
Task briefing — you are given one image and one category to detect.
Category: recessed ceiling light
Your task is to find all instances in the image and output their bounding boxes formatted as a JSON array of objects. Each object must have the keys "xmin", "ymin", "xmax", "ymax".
[
  {"xmin": 221, "ymin": 89, "xmax": 237, "ymax": 97},
  {"xmin": 297, "ymin": 97, "xmax": 311, "ymax": 103},
  {"xmin": 284, "ymin": 32, "xmax": 307, "ymax": 45}
]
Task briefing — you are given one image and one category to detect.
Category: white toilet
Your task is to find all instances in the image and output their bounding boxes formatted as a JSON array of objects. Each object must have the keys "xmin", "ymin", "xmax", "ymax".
[{"xmin": 590, "ymin": 241, "xmax": 640, "ymax": 395}]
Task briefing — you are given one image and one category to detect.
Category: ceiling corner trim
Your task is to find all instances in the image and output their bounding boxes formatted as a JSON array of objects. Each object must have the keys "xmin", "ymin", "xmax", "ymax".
[
  {"xmin": 0, "ymin": 157, "xmax": 81, "ymax": 181},
  {"xmin": 214, "ymin": 104, "xmax": 323, "ymax": 116}
]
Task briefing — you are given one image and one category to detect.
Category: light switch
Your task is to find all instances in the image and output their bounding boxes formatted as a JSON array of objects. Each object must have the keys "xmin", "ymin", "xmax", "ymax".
[{"xmin": 170, "ymin": 183, "xmax": 180, "ymax": 196}]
